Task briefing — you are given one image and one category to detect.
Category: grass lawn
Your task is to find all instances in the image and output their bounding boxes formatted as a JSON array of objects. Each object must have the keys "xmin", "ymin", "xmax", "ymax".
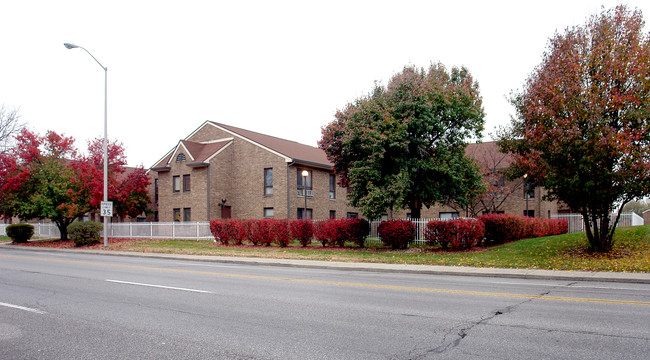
[{"xmin": 9, "ymin": 225, "xmax": 650, "ymax": 272}]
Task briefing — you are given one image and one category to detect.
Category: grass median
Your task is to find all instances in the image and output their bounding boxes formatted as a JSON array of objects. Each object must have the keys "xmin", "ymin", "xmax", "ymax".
[{"xmin": 4, "ymin": 225, "xmax": 649, "ymax": 272}]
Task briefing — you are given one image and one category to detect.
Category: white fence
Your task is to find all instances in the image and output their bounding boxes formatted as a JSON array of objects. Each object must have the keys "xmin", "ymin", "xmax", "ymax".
[
  {"xmin": 0, "ymin": 222, "xmax": 213, "ymax": 240},
  {"xmin": 2, "ymin": 212, "xmax": 643, "ymax": 241},
  {"xmin": 368, "ymin": 218, "xmax": 442, "ymax": 245},
  {"xmin": 551, "ymin": 212, "xmax": 643, "ymax": 233},
  {"xmin": 0, "ymin": 222, "xmax": 61, "ymax": 238}
]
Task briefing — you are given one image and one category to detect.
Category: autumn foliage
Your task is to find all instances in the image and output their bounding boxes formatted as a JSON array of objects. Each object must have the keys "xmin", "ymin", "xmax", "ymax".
[
  {"xmin": 425, "ymin": 219, "xmax": 485, "ymax": 250},
  {"xmin": 0, "ymin": 129, "xmax": 151, "ymax": 240},
  {"xmin": 378, "ymin": 220, "xmax": 415, "ymax": 249},
  {"xmin": 478, "ymin": 214, "xmax": 568, "ymax": 243},
  {"xmin": 499, "ymin": 5, "xmax": 650, "ymax": 251}
]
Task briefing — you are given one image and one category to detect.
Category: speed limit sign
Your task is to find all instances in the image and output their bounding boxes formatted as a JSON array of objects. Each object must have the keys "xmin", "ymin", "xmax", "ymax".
[{"xmin": 101, "ymin": 201, "xmax": 113, "ymax": 217}]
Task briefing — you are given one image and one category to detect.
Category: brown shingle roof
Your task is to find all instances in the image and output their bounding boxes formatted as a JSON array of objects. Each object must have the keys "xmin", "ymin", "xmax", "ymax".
[
  {"xmin": 151, "ymin": 139, "xmax": 231, "ymax": 170},
  {"xmin": 182, "ymin": 140, "xmax": 231, "ymax": 164},
  {"xmin": 210, "ymin": 122, "xmax": 331, "ymax": 168}
]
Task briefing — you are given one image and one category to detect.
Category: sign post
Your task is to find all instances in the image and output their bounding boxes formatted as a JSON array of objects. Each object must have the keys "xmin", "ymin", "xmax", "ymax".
[
  {"xmin": 101, "ymin": 201, "xmax": 113, "ymax": 217},
  {"xmin": 100, "ymin": 201, "xmax": 113, "ymax": 247}
]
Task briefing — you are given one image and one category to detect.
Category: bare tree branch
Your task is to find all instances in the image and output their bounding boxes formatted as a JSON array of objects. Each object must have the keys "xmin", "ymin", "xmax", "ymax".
[{"xmin": 0, "ymin": 105, "xmax": 23, "ymax": 154}]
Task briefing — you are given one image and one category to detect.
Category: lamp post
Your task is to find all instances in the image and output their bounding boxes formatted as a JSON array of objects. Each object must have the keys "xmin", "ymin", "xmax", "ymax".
[
  {"xmin": 64, "ymin": 43, "xmax": 109, "ymax": 247},
  {"xmin": 523, "ymin": 173, "xmax": 529, "ymax": 217},
  {"xmin": 301, "ymin": 170, "xmax": 309, "ymax": 219}
]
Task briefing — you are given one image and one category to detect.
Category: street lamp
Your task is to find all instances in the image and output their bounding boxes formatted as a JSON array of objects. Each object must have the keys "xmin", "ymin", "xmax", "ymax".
[
  {"xmin": 302, "ymin": 170, "xmax": 309, "ymax": 219},
  {"xmin": 64, "ymin": 43, "xmax": 109, "ymax": 247},
  {"xmin": 523, "ymin": 173, "xmax": 529, "ymax": 217}
]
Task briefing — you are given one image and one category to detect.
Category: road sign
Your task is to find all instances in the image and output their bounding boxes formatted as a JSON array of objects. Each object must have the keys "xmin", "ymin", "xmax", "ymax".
[{"xmin": 101, "ymin": 201, "xmax": 113, "ymax": 217}]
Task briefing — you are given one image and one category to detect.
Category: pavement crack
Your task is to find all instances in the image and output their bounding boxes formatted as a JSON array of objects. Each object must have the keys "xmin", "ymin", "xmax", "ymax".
[{"xmin": 410, "ymin": 289, "xmax": 554, "ymax": 358}]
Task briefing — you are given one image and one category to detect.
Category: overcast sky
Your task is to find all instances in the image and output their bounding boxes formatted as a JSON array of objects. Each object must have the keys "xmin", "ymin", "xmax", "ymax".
[{"xmin": 2, "ymin": 0, "xmax": 649, "ymax": 167}]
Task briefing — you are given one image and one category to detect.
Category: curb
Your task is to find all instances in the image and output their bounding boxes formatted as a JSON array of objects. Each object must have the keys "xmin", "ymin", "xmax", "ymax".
[{"xmin": 2, "ymin": 242, "xmax": 649, "ymax": 284}]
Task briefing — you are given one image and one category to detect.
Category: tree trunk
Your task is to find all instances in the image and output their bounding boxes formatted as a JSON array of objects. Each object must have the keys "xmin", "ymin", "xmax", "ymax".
[
  {"xmin": 583, "ymin": 211, "xmax": 614, "ymax": 252},
  {"xmin": 409, "ymin": 200, "xmax": 422, "ymax": 219},
  {"xmin": 53, "ymin": 218, "xmax": 73, "ymax": 241}
]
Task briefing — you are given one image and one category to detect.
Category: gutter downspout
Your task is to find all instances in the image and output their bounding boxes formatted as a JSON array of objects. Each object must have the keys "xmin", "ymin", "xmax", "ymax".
[
  {"xmin": 287, "ymin": 160, "xmax": 295, "ymax": 219},
  {"xmin": 207, "ymin": 165, "xmax": 211, "ymax": 221}
]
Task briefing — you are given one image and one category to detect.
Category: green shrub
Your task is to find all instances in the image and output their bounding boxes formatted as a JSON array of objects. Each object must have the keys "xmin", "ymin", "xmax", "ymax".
[
  {"xmin": 68, "ymin": 221, "xmax": 103, "ymax": 247},
  {"xmin": 6, "ymin": 223, "xmax": 34, "ymax": 243}
]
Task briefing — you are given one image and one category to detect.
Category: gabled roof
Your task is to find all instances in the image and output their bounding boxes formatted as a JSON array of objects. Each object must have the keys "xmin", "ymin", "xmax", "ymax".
[
  {"xmin": 203, "ymin": 121, "xmax": 332, "ymax": 169},
  {"xmin": 151, "ymin": 138, "xmax": 232, "ymax": 171}
]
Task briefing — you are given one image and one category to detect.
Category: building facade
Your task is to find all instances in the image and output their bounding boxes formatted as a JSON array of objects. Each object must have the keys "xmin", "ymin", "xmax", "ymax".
[
  {"xmin": 151, "ymin": 121, "xmax": 359, "ymax": 222},
  {"xmin": 151, "ymin": 122, "xmax": 562, "ymax": 222}
]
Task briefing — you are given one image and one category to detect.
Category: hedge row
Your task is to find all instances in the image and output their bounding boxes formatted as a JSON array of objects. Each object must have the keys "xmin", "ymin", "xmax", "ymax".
[
  {"xmin": 208, "ymin": 214, "xmax": 568, "ymax": 250},
  {"xmin": 209, "ymin": 218, "xmax": 369, "ymax": 248},
  {"xmin": 425, "ymin": 215, "xmax": 568, "ymax": 249},
  {"xmin": 478, "ymin": 214, "xmax": 568, "ymax": 243}
]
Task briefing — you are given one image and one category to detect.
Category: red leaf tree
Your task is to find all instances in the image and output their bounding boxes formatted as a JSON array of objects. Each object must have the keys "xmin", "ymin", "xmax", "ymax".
[
  {"xmin": 499, "ymin": 5, "xmax": 650, "ymax": 252},
  {"xmin": 0, "ymin": 129, "xmax": 150, "ymax": 240}
]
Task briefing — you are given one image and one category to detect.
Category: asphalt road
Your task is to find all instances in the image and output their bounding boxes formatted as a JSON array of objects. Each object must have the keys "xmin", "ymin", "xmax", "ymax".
[{"xmin": 1, "ymin": 247, "xmax": 649, "ymax": 359}]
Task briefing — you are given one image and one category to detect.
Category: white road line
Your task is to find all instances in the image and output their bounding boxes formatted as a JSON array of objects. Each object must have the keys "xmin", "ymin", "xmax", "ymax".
[
  {"xmin": 0, "ymin": 301, "xmax": 46, "ymax": 314},
  {"xmin": 105, "ymin": 279, "xmax": 212, "ymax": 294}
]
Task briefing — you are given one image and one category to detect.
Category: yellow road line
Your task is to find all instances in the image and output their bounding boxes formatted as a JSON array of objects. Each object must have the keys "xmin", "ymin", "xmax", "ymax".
[{"xmin": 3, "ymin": 254, "xmax": 649, "ymax": 306}]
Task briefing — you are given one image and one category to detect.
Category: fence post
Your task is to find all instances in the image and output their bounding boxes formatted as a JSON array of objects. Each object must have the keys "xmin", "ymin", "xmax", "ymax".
[
  {"xmin": 172, "ymin": 221, "xmax": 175, "ymax": 240},
  {"xmin": 150, "ymin": 222, "xmax": 153, "ymax": 238}
]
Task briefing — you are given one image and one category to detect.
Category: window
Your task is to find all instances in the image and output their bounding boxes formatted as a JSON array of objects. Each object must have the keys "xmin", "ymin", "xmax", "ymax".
[
  {"xmin": 173, "ymin": 208, "xmax": 181, "ymax": 222},
  {"xmin": 439, "ymin": 212, "xmax": 460, "ymax": 220},
  {"xmin": 154, "ymin": 178, "xmax": 159, "ymax": 204},
  {"xmin": 524, "ymin": 182, "xmax": 535, "ymax": 199},
  {"xmin": 329, "ymin": 210, "xmax": 336, "ymax": 219},
  {"xmin": 297, "ymin": 208, "xmax": 312, "ymax": 219},
  {"xmin": 176, "ymin": 153, "xmax": 186, "ymax": 162},
  {"xmin": 264, "ymin": 168, "xmax": 273, "ymax": 195},
  {"xmin": 297, "ymin": 169, "xmax": 313, "ymax": 197},
  {"xmin": 264, "ymin": 207, "xmax": 274, "ymax": 218},
  {"xmin": 329, "ymin": 174, "xmax": 336, "ymax": 199},
  {"xmin": 524, "ymin": 210, "xmax": 535, "ymax": 218},
  {"xmin": 183, "ymin": 174, "xmax": 191, "ymax": 192},
  {"xmin": 183, "ymin": 208, "xmax": 191, "ymax": 222},
  {"xmin": 173, "ymin": 176, "xmax": 180, "ymax": 193},
  {"xmin": 346, "ymin": 212, "xmax": 358, "ymax": 219}
]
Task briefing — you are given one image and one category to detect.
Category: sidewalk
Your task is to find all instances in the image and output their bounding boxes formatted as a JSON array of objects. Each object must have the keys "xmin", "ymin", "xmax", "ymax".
[{"xmin": 3, "ymin": 242, "xmax": 650, "ymax": 284}]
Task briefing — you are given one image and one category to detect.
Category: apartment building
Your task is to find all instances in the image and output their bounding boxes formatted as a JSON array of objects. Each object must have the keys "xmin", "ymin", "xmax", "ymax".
[
  {"xmin": 151, "ymin": 122, "xmax": 562, "ymax": 222},
  {"xmin": 151, "ymin": 121, "xmax": 359, "ymax": 222}
]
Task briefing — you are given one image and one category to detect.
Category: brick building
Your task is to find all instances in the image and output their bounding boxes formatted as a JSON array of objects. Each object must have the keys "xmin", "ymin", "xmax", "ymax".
[
  {"xmin": 404, "ymin": 141, "xmax": 563, "ymax": 219},
  {"xmin": 151, "ymin": 122, "xmax": 562, "ymax": 222},
  {"xmin": 151, "ymin": 121, "xmax": 359, "ymax": 222}
]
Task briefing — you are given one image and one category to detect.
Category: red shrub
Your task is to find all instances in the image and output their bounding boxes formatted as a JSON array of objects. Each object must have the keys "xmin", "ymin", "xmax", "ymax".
[
  {"xmin": 226, "ymin": 219, "xmax": 247, "ymax": 245},
  {"xmin": 313, "ymin": 219, "xmax": 347, "ymax": 247},
  {"xmin": 378, "ymin": 220, "xmax": 415, "ymax": 249},
  {"xmin": 245, "ymin": 219, "xmax": 272, "ymax": 246},
  {"xmin": 479, "ymin": 214, "xmax": 569, "ymax": 243},
  {"xmin": 269, "ymin": 219, "xmax": 291, "ymax": 247},
  {"xmin": 345, "ymin": 218, "xmax": 370, "ymax": 248},
  {"xmin": 425, "ymin": 219, "xmax": 485, "ymax": 250},
  {"xmin": 209, "ymin": 219, "xmax": 230, "ymax": 245},
  {"xmin": 290, "ymin": 219, "xmax": 314, "ymax": 247}
]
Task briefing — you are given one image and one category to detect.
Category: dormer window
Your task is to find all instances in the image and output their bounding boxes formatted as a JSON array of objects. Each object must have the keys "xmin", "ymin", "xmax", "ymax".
[{"xmin": 176, "ymin": 153, "xmax": 186, "ymax": 162}]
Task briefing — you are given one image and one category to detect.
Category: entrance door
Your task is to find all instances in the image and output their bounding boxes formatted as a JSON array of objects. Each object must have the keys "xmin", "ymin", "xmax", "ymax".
[{"xmin": 220, "ymin": 206, "xmax": 231, "ymax": 219}]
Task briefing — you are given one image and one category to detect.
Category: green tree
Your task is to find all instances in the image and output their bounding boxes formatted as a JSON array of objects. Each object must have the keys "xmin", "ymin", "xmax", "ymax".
[
  {"xmin": 319, "ymin": 63, "xmax": 485, "ymax": 219},
  {"xmin": 499, "ymin": 5, "xmax": 650, "ymax": 252}
]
